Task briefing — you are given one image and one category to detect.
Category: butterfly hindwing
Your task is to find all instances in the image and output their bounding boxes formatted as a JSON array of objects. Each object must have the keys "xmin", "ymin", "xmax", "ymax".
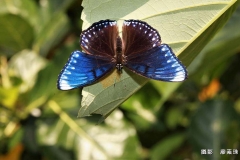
[
  {"xmin": 125, "ymin": 44, "xmax": 187, "ymax": 82},
  {"xmin": 57, "ymin": 51, "xmax": 115, "ymax": 90}
]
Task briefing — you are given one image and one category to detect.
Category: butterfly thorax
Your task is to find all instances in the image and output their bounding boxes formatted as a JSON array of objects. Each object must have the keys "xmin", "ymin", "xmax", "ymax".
[{"xmin": 116, "ymin": 36, "xmax": 123, "ymax": 72}]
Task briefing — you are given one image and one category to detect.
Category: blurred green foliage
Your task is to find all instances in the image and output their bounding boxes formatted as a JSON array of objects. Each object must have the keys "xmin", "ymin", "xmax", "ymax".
[{"xmin": 0, "ymin": 0, "xmax": 240, "ymax": 160}]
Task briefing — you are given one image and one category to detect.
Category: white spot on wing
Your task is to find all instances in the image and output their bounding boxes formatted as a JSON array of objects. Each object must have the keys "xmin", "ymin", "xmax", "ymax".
[
  {"xmin": 124, "ymin": 21, "xmax": 131, "ymax": 26},
  {"xmin": 73, "ymin": 52, "xmax": 80, "ymax": 57},
  {"xmin": 64, "ymin": 70, "xmax": 71, "ymax": 74},
  {"xmin": 169, "ymin": 70, "xmax": 186, "ymax": 81}
]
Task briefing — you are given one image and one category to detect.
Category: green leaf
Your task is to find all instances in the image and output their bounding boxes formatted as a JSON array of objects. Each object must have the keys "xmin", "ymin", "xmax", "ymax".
[
  {"xmin": 23, "ymin": 43, "xmax": 80, "ymax": 118},
  {"xmin": 150, "ymin": 133, "xmax": 186, "ymax": 160},
  {"xmin": 40, "ymin": 146, "xmax": 75, "ymax": 160},
  {"xmin": 30, "ymin": 0, "xmax": 75, "ymax": 56},
  {"xmin": 121, "ymin": 83, "xmax": 160, "ymax": 129},
  {"xmin": 36, "ymin": 101, "xmax": 140, "ymax": 159},
  {"xmin": 189, "ymin": 3, "xmax": 240, "ymax": 79},
  {"xmin": 150, "ymin": 81, "xmax": 182, "ymax": 109},
  {"xmin": 42, "ymin": 0, "xmax": 75, "ymax": 14},
  {"xmin": 8, "ymin": 50, "xmax": 46, "ymax": 92},
  {"xmin": 0, "ymin": 14, "xmax": 34, "ymax": 56},
  {"xmin": 188, "ymin": 99, "xmax": 238, "ymax": 160},
  {"xmin": 79, "ymin": 0, "xmax": 237, "ymax": 119},
  {"xmin": 0, "ymin": 0, "xmax": 40, "ymax": 31},
  {"xmin": 33, "ymin": 12, "xmax": 71, "ymax": 56},
  {"xmin": 79, "ymin": 71, "xmax": 147, "ymax": 118},
  {"xmin": 24, "ymin": 45, "xmax": 75, "ymax": 109},
  {"xmin": 8, "ymin": 128, "xmax": 24, "ymax": 150},
  {"xmin": 0, "ymin": 87, "xmax": 19, "ymax": 108},
  {"xmin": 0, "ymin": 0, "xmax": 74, "ymax": 28},
  {"xmin": 165, "ymin": 107, "xmax": 184, "ymax": 129}
]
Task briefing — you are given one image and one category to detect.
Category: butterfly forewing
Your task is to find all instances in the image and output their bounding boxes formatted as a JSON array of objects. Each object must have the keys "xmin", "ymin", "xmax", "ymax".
[
  {"xmin": 125, "ymin": 44, "xmax": 187, "ymax": 81},
  {"xmin": 80, "ymin": 20, "xmax": 118, "ymax": 58},
  {"xmin": 57, "ymin": 51, "xmax": 115, "ymax": 90},
  {"xmin": 122, "ymin": 20, "xmax": 161, "ymax": 57}
]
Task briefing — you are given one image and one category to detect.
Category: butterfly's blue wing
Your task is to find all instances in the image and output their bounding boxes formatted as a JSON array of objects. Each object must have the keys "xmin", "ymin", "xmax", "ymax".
[
  {"xmin": 57, "ymin": 51, "xmax": 114, "ymax": 90},
  {"xmin": 125, "ymin": 44, "xmax": 187, "ymax": 82}
]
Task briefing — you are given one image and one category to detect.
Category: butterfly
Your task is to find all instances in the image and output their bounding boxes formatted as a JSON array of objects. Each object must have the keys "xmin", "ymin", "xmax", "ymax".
[{"xmin": 57, "ymin": 19, "xmax": 187, "ymax": 90}]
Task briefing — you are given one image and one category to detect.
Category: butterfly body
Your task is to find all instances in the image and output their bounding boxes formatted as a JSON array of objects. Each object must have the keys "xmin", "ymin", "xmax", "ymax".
[
  {"xmin": 115, "ymin": 36, "xmax": 124, "ymax": 71},
  {"xmin": 57, "ymin": 19, "xmax": 187, "ymax": 90}
]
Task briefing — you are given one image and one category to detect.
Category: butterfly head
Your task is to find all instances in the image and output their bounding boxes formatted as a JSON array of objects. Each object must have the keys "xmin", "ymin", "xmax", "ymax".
[{"xmin": 116, "ymin": 63, "xmax": 123, "ymax": 73}]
